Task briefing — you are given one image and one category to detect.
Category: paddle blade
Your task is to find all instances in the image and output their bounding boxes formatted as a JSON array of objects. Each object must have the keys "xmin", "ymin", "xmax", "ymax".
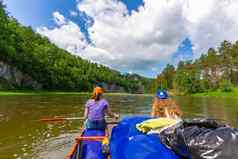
[{"xmin": 40, "ymin": 117, "xmax": 66, "ymax": 122}]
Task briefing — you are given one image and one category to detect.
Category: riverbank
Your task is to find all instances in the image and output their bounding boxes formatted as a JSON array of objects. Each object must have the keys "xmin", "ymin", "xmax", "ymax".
[
  {"xmin": 2, "ymin": 89, "xmax": 238, "ymax": 97},
  {"xmin": 0, "ymin": 91, "xmax": 88, "ymax": 96},
  {"xmin": 0, "ymin": 90, "xmax": 152, "ymax": 96},
  {"xmin": 191, "ymin": 87, "xmax": 238, "ymax": 97}
]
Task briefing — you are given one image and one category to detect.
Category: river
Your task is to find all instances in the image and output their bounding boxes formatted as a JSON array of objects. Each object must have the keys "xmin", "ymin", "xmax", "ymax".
[{"xmin": 0, "ymin": 94, "xmax": 238, "ymax": 159}]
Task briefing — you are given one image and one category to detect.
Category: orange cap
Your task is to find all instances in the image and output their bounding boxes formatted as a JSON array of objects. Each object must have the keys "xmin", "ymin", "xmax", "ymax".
[{"xmin": 93, "ymin": 86, "xmax": 104, "ymax": 95}]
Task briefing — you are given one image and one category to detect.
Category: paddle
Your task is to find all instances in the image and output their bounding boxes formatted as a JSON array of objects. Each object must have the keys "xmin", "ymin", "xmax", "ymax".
[
  {"xmin": 40, "ymin": 117, "xmax": 85, "ymax": 122},
  {"xmin": 40, "ymin": 116, "xmax": 119, "ymax": 124}
]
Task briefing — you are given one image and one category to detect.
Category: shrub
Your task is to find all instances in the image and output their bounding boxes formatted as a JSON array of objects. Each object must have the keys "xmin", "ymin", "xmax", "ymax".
[{"xmin": 219, "ymin": 80, "xmax": 233, "ymax": 92}]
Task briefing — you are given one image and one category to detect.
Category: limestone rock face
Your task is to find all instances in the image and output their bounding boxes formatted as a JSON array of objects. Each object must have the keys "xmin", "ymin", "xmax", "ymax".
[
  {"xmin": 0, "ymin": 61, "xmax": 42, "ymax": 89},
  {"xmin": 101, "ymin": 82, "xmax": 144, "ymax": 93},
  {"xmin": 101, "ymin": 82, "xmax": 125, "ymax": 92}
]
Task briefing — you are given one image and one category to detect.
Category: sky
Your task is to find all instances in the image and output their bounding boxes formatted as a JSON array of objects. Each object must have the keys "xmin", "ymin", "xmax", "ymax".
[{"xmin": 3, "ymin": 0, "xmax": 238, "ymax": 77}]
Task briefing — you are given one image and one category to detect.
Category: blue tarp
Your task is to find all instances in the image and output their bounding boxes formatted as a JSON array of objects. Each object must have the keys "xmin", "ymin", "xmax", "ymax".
[{"xmin": 110, "ymin": 116, "xmax": 181, "ymax": 159}]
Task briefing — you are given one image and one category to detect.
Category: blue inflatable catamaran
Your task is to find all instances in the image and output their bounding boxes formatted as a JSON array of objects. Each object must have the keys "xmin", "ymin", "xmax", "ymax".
[{"xmin": 66, "ymin": 116, "xmax": 180, "ymax": 159}]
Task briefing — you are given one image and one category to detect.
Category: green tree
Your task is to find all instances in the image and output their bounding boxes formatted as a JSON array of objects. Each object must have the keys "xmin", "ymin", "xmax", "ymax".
[
  {"xmin": 161, "ymin": 64, "xmax": 175, "ymax": 89},
  {"xmin": 0, "ymin": 3, "xmax": 150, "ymax": 92},
  {"xmin": 174, "ymin": 61, "xmax": 201, "ymax": 94},
  {"xmin": 219, "ymin": 40, "xmax": 233, "ymax": 81}
]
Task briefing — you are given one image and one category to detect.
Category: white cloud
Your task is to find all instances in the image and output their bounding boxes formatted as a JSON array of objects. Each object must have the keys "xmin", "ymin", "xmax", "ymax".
[
  {"xmin": 52, "ymin": 11, "xmax": 66, "ymax": 26},
  {"xmin": 77, "ymin": 0, "xmax": 188, "ymax": 70},
  {"xmin": 37, "ymin": 0, "xmax": 238, "ymax": 77},
  {"xmin": 184, "ymin": 0, "xmax": 238, "ymax": 58},
  {"xmin": 37, "ymin": 21, "xmax": 88, "ymax": 55},
  {"xmin": 77, "ymin": 0, "xmax": 128, "ymax": 17}
]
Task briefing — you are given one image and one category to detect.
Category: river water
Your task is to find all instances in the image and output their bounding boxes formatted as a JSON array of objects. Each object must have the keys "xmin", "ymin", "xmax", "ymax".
[{"xmin": 0, "ymin": 94, "xmax": 238, "ymax": 159}]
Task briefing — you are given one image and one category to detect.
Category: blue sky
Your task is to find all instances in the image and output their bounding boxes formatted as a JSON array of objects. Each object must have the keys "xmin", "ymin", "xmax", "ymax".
[
  {"xmin": 4, "ymin": 0, "xmax": 146, "ymax": 43},
  {"xmin": 3, "ymin": 0, "xmax": 194, "ymax": 77},
  {"xmin": 4, "ymin": 0, "xmax": 76, "ymax": 28},
  {"xmin": 4, "ymin": 0, "xmax": 236, "ymax": 78},
  {"xmin": 4, "ymin": 0, "xmax": 144, "ymax": 26}
]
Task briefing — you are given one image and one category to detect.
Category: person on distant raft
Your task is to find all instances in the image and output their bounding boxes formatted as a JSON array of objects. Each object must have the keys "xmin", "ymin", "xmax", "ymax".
[
  {"xmin": 151, "ymin": 90, "xmax": 182, "ymax": 119},
  {"xmin": 84, "ymin": 86, "xmax": 119, "ymax": 129}
]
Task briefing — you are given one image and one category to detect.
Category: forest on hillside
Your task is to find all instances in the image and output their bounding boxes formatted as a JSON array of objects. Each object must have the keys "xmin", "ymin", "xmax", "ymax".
[
  {"xmin": 152, "ymin": 40, "xmax": 238, "ymax": 94},
  {"xmin": 0, "ymin": 2, "xmax": 152, "ymax": 92}
]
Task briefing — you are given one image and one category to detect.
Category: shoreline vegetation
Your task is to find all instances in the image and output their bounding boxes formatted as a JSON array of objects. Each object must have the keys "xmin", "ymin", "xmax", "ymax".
[
  {"xmin": 0, "ymin": 90, "xmax": 153, "ymax": 96},
  {"xmin": 0, "ymin": 89, "xmax": 238, "ymax": 97},
  {"xmin": 191, "ymin": 87, "xmax": 238, "ymax": 97},
  {"xmin": 151, "ymin": 40, "xmax": 238, "ymax": 96},
  {"xmin": 168, "ymin": 87, "xmax": 238, "ymax": 98}
]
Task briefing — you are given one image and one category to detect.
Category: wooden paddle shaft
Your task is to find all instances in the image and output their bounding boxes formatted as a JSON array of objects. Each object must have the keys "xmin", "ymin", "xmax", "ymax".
[{"xmin": 40, "ymin": 116, "xmax": 115, "ymax": 122}]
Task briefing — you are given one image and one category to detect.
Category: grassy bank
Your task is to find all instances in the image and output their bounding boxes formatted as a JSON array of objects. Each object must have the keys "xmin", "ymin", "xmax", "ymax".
[
  {"xmin": 0, "ymin": 90, "xmax": 153, "ymax": 96},
  {"xmin": 192, "ymin": 87, "xmax": 238, "ymax": 97},
  {"xmin": 0, "ymin": 91, "xmax": 89, "ymax": 96},
  {"xmin": 4, "ymin": 89, "xmax": 238, "ymax": 97}
]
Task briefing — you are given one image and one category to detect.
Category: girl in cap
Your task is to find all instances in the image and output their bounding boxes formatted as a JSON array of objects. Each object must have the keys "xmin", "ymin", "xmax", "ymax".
[
  {"xmin": 84, "ymin": 86, "xmax": 119, "ymax": 129},
  {"xmin": 151, "ymin": 90, "xmax": 182, "ymax": 119}
]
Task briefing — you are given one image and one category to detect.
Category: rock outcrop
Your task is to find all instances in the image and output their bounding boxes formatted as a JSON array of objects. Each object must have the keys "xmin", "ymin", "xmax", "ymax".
[
  {"xmin": 101, "ymin": 82, "xmax": 144, "ymax": 93},
  {"xmin": 101, "ymin": 82, "xmax": 125, "ymax": 92},
  {"xmin": 0, "ymin": 60, "xmax": 146, "ymax": 92},
  {"xmin": 0, "ymin": 61, "xmax": 42, "ymax": 89}
]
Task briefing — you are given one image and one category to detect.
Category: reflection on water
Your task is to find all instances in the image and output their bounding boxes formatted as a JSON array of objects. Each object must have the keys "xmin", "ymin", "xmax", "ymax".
[
  {"xmin": 32, "ymin": 133, "xmax": 76, "ymax": 159},
  {"xmin": 0, "ymin": 94, "xmax": 238, "ymax": 159}
]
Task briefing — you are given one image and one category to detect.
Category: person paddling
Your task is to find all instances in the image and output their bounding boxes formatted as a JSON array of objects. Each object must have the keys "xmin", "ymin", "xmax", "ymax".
[
  {"xmin": 151, "ymin": 90, "xmax": 182, "ymax": 119},
  {"xmin": 84, "ymin": 86, "xmax": 119, "ymax": 129}
]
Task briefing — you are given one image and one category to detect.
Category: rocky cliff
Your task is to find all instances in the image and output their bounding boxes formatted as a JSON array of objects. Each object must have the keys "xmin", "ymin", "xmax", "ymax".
[
  {"xmin": 0, "ymin": 61, "xmax": 144, "ymax": 92},
  {"xmin": 101, "ymin": 82, "xmax": 125, "ymax": 92},
  {"xmin": 0, "ymin": 61, "xmax": 42, "ymax": 90}
]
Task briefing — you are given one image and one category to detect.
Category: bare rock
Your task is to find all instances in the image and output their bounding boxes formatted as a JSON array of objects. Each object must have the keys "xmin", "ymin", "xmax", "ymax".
[{"xmin": 0, "ymin": 61, "xmax": 42, "ymax": 89}]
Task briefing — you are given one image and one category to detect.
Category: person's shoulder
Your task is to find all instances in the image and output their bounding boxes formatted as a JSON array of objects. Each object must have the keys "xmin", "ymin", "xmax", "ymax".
[
  {"xmin": 159, "ymin": 98, "xmax": 173, "ymax": 106},
  {"xmin": 153, "ymin": 96, "xmax": 159, "ymax": 102},
  {"xmin": 86, "ymin": 99, "xmax": 94, "ymax": 105},
  {"xmin": 164, "ymin": 98, "xmax": 174, "ymax": 103},
  {"xmin": 100, "ymin": 98, "xmax": 109, "ymax": 104},
  {"xmin": 101, "ymin": 98, "xmax": 108, "ymax": 102},
  {"xmin": 167, "ymin": 98, "xmax": 176, "ymax": 103}
]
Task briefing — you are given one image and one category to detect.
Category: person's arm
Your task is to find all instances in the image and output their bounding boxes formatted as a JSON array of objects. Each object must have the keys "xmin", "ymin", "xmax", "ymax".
[
  {"xmin": 151, "ymin": 97, "xmax": 158, "ymax": 118},
  {"xmin": 164, "ymin": 107, "xmax": 171, "ymax": 118},
  {"xmin": 151, "ymin": 105, "xmax": 156, "ymax": 118},
  {"xmin": 171, "ymin": 100, "xmax": 182, "ymax": 117},
  {"xmin": 105, "ymin": 106, "xmax": 119, "ymax": 119},
  {"xmin": 84, "ymin": 107, "xmax": 89, "ymax": 120}
]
